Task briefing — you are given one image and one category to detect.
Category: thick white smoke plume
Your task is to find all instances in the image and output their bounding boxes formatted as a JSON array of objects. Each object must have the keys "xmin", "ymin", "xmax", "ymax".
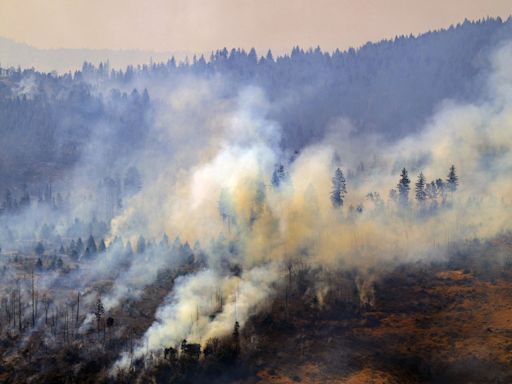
[{"xmin": 110, "ymin": 41, "xmax": 512, "ymax": 369}]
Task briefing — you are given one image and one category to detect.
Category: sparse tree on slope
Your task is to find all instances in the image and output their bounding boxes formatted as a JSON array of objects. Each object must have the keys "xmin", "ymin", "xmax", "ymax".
[
  {"xmin": 415, "ymin": 172, "xmax": 427, "ymax": 206},
  {"xmin": 447, "ymin": 165, "xmax": 458, "ymax": 192}
]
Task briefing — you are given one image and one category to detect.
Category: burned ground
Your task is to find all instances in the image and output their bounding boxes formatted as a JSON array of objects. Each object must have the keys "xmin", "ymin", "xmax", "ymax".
[{"xmin": 1, "ymin": 237, "xmax": 512, "ymax": 383}]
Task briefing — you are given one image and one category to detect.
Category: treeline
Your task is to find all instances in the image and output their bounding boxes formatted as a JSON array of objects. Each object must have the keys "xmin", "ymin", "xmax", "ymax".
[
  {"xmin": 0, "ymin": 81, "xmax": 150, "ymax": 186},
  {"xmin": 0, "ymin": 17, "xmax": 510, "ymax": 188},
  {"xmin": 333, "ymin": 164, "xmax": 459, "ymax": 214}
]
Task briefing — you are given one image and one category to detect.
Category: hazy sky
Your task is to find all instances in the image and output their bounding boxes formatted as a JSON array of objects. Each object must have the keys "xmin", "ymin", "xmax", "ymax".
[{"xmin": 2, "ymin": 0, "xmax": 512, "ymax": 53}]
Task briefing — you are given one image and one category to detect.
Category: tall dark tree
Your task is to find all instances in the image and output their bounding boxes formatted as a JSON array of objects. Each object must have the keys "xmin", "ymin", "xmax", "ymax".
[
  {"xmin": 446, "ymin": 165, "xmax": 458, "ymax": 192},
  {"xmin": 76, "ymin": 238, "xmax": 84, "ymax": 256},
  {"xmin": 397, "ymin": 168, "xmax": 411, "ymax": 207},
  {"xmin": 415, "ymin": 172, "xmax": 427, "ymax": 204},
  {"xmin": 330, "ymin": 168, "xmax": 347, "ymax": 208},
  {"xmin": 85, "ymin": 235, "xmax": 97, "ymax": 256}
]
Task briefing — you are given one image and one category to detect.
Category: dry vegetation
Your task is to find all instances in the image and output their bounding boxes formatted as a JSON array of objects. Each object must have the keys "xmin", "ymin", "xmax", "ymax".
[{"xmin": 1, "ymin": 236, "xmax": 511, "ymax": 383}]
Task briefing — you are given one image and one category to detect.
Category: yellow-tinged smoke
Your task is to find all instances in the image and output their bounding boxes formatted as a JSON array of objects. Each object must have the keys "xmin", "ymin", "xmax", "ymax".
[{"xmin": 111, "ymin": 42, "xmax": 512, "ymax": 369}]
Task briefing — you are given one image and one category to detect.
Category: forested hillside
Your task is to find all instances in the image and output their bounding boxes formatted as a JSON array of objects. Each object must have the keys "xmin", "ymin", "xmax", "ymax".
[{"xmin": 0, "ymin": 17, "xmax": 510, "ymax": 191}]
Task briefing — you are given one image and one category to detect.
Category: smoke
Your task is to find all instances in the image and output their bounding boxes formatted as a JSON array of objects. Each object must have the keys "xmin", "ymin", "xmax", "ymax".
[
  {"xmin": 107, "ymin": 39, "xmax": 512, "ymax": 366},
  {"xmin": 2, "ymin": 39, "xmax": 512, "ymax": 376},
  {"xmin": 107, "ymin": 41, "xmax": 512, "ymax": 369}
]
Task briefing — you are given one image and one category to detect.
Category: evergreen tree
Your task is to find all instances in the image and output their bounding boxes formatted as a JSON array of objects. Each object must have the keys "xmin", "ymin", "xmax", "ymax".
[
  {"xmin": 76, "ymin": 238, "xmax": 84, "ymax": 256},
  {"xmin": 397, "ymin": 168, "xmax": 411, "ymax": 207},
  {"xmin": 415, "ymin": 172, "xmax": 427, "ymax": 204},
  {"xmin": 86, "ymin": 235, "xmax": 97, "ymax": 255},
  {"xmin": 98, "ymin": 239, "xmax": 106, "ymax": 253},
  {"xmin": 446, "ymin": 165, "xmax": 458, "ymax": 192},
  {"xmin": 330, "ymin": 168, "xmax": 347, "ymax": 208}
]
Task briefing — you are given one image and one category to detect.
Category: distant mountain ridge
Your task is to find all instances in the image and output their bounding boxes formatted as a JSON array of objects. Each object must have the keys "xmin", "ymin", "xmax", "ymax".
[{"xmin": 0, "ymin": 36, "xmax": 190, "ymax": 73}]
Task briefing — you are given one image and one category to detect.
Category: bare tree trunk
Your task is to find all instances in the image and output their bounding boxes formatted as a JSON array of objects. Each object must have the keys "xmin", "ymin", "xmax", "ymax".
[
  {"xmin": 65, "ymin": 308, "xmax": 68, "ymax": 344},
  {"xmin": 31, "ymin": 269, "xmax": 35, "ymax": 327},
  {"xmin": 76, "ymin": 292, "xmax": 80, "ymax": 328},
  {"xmin": 18, "ymin": 282, "xmax": 22, "ymax": 333},
  {"xmin": 12, "ymin": 291, "xmax": 16, "ymax": 328}
]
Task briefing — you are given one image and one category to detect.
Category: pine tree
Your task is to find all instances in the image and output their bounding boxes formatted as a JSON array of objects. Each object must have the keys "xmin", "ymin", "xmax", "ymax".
[
  {"xmin": 86, "ymin": 235, "xmax": 97, "ymax": 257},
  {"xmin": 330, "ymin": 168, "xmax": 347, "ymax": 208},
  {"xmin": 98, "ymin": 239, "xmax": 106, "ymax": 253},
  {"xmin": 76, "ymin": 238, "xmax": 84, "ymax": 256},
  {"xmin": 446, "ymin": 165, "xmax": 458, "ymax": 192},
  {"xmin": 397, "ymin": 168, "xmax": 411, "ymax": 207},
  {"xmin": 415, "ymin": 172, "xmax": 427, "ymax": 204}
]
